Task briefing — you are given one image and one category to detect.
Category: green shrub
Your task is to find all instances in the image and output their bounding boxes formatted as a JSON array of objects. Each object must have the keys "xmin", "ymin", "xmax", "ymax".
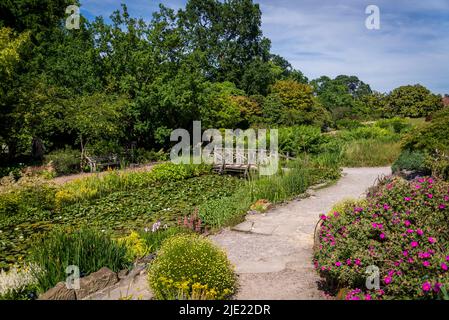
[
  {"xmin": 339, "ymin": 126, "xmax": 398, "ymax": 142},
  {"xmin": 45, "ymin": 147, "xmax": 81, "ymax": 176},
  {"xmin": 278, "ymin": 125, "xmax": 327, "ymax": 155},
  {"xmin": 314, "ymin": 176, "xmax": 449, "ymax": 300},
  {"xmin": 375, "ymin": 117, "xmax": 411, "ymax": 134},
  {"xmin": 148, "ymin": 234, "xmax": 236, "ymax": 300},
  {"xmin": 335, "ymin": 119, "xmax": 363, "ymax": 130},
  {"xmin": 392, "ymin": 150, "xmax": 429, "ymax": 173},
  {"xmin": 29, "ymin": 227, "xmax": 130, "ymax": 293}
]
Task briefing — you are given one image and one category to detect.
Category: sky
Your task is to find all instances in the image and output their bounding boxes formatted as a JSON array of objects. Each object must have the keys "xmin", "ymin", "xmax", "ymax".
[{"xmin": 79, "ymin": 0, "xmax": 449, "ymax": 94}]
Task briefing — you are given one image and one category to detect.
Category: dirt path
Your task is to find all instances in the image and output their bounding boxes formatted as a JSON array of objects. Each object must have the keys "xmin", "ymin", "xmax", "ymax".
[{"xmin": 211, "ymin": 167, "xmax": 392, "ymax": 300}]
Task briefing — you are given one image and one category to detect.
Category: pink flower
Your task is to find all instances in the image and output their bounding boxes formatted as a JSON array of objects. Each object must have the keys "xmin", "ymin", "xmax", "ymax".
[
  {"xmin": 383, "ymin": 204, "xmax": 390, "ymax": 210},
  {"xmin": 321, "ymin": 266, "xmax": 326, "ymax": 271},
  {"xmin": 416, "ymin": 229, "xmax": 424, "ymax": 236},
  {"xmin": 441, "ymin": 263, "xmax": 448, "ymax": 271},
  {"xmin": 408, "ymin": 258, "xmax": 414, "ymax": 263},
  {"xmin": 446, "ymin": 256, "xmax": 449, "ymax": 261},
  {"xmin": 335, "ymin": 261, "xmax": 341, "ymax": 267},
  {"xmin": 404, "ymin": 220, "xmax": 411, "ymax": 227},
  {"xmin": 434, "ymin": 283, "xmax": 442, "ymax": 293},
  {"xmin": 439, "ymin": 204, "xmax": 446, "ymax": 209},
  {"xmin": 404, "ymin": 197, "xmax": 411, "ymax": 201},
  {"xmin": 415, "ymin": 184, "xmax": 422, "ymax": 190},
  {"xmin": 384, "ymin": 276, "xmax": 392, "ymax": 285},
  {"xmin": 406, "ymin": 229, "xmax": 414, "ymax": 234},
  {"xmin": 372, "ymin": 222, "xmax": 378, "ymax": 228},
  {"xmin": 423, "ymin": 261, "xmax": 430, "ymax": 267},
  {"xmin": 427, "ymin": 194, "xmax": 433, "ymax": 199},
  {"xmin": 444, "ymin": 195, "xmax": 449, "ymax": 202},
  {"xmin": 411, "ymin": 241, "xmax": 419, "ymax": 248},
  {"xmin": 355, "ymin": 259, "xmax": 361, "ymax": 266},
  {"xmin": 346, "ymin": 259, "xmax": 352, "ymax": 266},
  {"xmin": 364, "ymin": 294, "xmax": 372, "ymax": 300},
  {"xmin": 422, "ymin": 282, "xmax": 432, "ymax": 292},
  {"xmin": 428, "ymin": 237, "xmax": 436, "ymax": 244},
  {"xmin": 380, "ymin": 233, "xmax": 386, "ymax": 240},
  {"xmin": 320, "ymin": 215, "xmax": 327, "ymax": 221},
  {"xmin": 403, "ymin": 250, "xmax": 408, "ymax": 257}
]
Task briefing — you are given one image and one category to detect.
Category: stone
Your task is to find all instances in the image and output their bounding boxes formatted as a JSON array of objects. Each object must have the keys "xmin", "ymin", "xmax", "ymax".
[
  {"xmin": 75, "ymin": 267, "xmax": 119, "ymax": 300},
  {"xmin": 118, "ymin": 269, "xmax": 129, "ymax": 279},
  {"xmin": 39, "ymin": 282, "xmax": 76, "ymax": 300}
]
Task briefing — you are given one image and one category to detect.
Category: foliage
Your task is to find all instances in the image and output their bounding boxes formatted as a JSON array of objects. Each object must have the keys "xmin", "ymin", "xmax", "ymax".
[
  {"xmin": 385, "ymin": 85, "xmax": 443, "ymax": 118},
  {"xmin": 314, "ymin": 176, "xmax": 449, "ymax": 300},
  {"xmin": 278, "ymin": 125, "xmax": 327, "ymax": 156},
  {"xmin": 44, "ymin": 147, "xmax": 81, "ymax": 176},
  {"xmin": 138, "ymin": 227, "xmax": 190, "ymax": 254},
  {"xmin": 148, "ymin": 234, "xmax": 236, "ymax": 300},
  {"xmin": 29, "ymin": 227, "xmax": 130, "ymax": 293},
  {"xmin": 341, "ymin": 140, "xmax": 401, "ymax": 167},
  {"xmin": 335, "ymin": 119, "xmax": 363, "ymax": 130},
  {"xmin": 392, "ymin": 150, "xmax": 429, "ymax": 174},
  {"xmin": 0, "ymin": 173, "xmax": 242, "ymax": 268},
  {"xmin": 117, "ymin": 231, "xmax": 150, "ymax": 262},
  {"xmin": 375, "ymin": 117, "xmax": 411, "ymax": 134}
]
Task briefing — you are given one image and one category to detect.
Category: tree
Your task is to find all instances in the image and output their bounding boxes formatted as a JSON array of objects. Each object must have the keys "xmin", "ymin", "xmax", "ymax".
[{"xmin": 385, "ymin": 84, "xmax": 443, "ymax": 118}]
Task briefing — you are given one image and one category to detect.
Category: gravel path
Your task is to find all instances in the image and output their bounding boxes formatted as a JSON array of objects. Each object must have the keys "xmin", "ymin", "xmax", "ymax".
[{"xmin": 211, "ymin": 167, "xmax": 392, "ymax": 300}]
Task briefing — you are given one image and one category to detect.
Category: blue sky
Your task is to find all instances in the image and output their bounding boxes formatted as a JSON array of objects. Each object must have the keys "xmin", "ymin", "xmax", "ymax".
[{"xmin": 79, "ymin": 0, "xmax": 449, "ymax": 94}]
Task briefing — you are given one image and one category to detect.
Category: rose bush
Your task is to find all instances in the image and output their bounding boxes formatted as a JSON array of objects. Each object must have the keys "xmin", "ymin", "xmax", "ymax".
[{"xmin": 314, "ymin": 176, "xmax": 449, "ymax": 300}]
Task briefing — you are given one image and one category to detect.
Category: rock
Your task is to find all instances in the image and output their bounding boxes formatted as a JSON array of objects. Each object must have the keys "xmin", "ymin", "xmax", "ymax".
[
  {"xmin": 75, "ymin": 267, "xmax": 119, "ymax": 300},
  {"xmin": 118, "ymin": 269, "xmax": 129, "ymax": 279},
  {"xmin": 39, "ymin": 282, "xmax": 76, "ymax": 300}
]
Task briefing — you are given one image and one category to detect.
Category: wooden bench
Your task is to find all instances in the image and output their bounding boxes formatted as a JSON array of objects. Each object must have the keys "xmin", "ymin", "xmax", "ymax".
[{"xmin": 85, "ymin": 154, "xmax": 121, "ymax": 172}]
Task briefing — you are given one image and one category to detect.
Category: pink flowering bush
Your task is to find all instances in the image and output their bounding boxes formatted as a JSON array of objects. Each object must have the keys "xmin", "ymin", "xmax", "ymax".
[{"xmin": 314, "ymin": 176, "xmax": 449, "ymax": 300}]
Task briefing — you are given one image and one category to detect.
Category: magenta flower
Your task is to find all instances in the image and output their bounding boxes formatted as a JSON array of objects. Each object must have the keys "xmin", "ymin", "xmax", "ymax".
[
  {"xmin": 422, "ymin": 282, "xmax": 432, "ymax": 292},
  {"xmin": 427, "ymin": 194, "xmax": 433, "ymax": 199},
  {"xmin": 402, "ymin": 250, "xmax": 408, "ymax": 257},
  {"xmin": 441, "ymin": 263, "xmax": 448, "ymax": 271},
  {"xmin": 320, "ymin": 215, "xmax": 327, "ymax": 221},
  {"xmin": 404, "ymin": 220, "xmax": 411, "ymax": 227},
  {"xmin": 380, "ymin": 233, "xmax": 385, "ymax": 240},
  {"xmin": 434, "ymin": 283, "xmax": 442, "ymax": 293},
  {"xmin": 355, "ymin": 259, "xmax": 361, "ymax": 266},
  {"xmin": 372, "ymin": 222, "xmax": 378, "ymax": 228},
  {"xmin": 411, "ymin": 241, "xmax": 419, "ymax": 248},
  {"xmin": 364, "ymin": 294, "xmax": 372, "ymax": 300},
  {"xmin": 346, "ymin": 259, "xmax": 352, "ymax": 266},
  {"xmin": 384, "ymin": 276, "xmax": 392, "ymax": 285},
  {"xmin": 423, "ymin": 261, "xmax": 430, "ymax": 267},
  {"xmin": 406, "ymin": 229, "xmax": 414, "ymax": 234},
  {"xmin": 404, "ymin": 197, "xmax": 411, "ymax": 201},
  {"xmin": 446, "ymin": 256, "xmax": 449, "ymax": 261},
  {"xmin": 439, "ymin": 204, "xmax": 446, "ymax": 209},
  {"xmin": 383, "ymin": 204, "xmax": 390, "ymax": 210},
  {"xmin": 408, "ymin": 258, "xmax": 414, "ymax": 263},
  {"xmin": 415, "ymin": 184, "xmax": 422, "ymax": 190},
  {"xmin": 416, "ymin": 229, "xmax": 424, "ymax": 236},
  {"xmin": 335, "ymin": 261, "xmax": 341, "ymax": 267},
  {"xmin": 428, "ymin": 237, "xmax": 436, "ymax": 244}
]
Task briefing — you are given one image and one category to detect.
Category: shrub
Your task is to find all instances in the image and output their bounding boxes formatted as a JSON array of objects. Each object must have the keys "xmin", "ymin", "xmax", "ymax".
[
  {"xmin": 45, "ymin": 147, "xmax": 81, "ymax": 176},
  {"xmin": 117, "ymin": 231, "xmax": 150, "ymax": 262},
  {"xmin": 392, "ymin": 150, "xmax": 429, "ymax": 174},
  {"xmin": 314, "ymin": 176, "xmax": 449, "ymax": 300},
  {"xmin": 278, "ymin": 125, "xmax": 327, "ymax": 155},
  {"xmin": 29, "ymin": 227, "xmax": 130, "ymax": 293},
  {"xmin": 336, "ymin": 119, "xmax": 363, "ymax": 130},
  {"xmin": 339, "ymin": 126, "xmax": 398, "ymax": 142},
  {"xmin": 375, "ymin": 117, "xmax": 411, "ymax": 134},
  {"xmin": 148, "ymin": 234, "xmax": 236, "ymax": 300}
]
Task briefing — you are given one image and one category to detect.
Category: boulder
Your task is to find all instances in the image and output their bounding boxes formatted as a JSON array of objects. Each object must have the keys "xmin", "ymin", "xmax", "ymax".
[
  {"xmin": 75, "ymin": 267, "xmax": 119, "ymax": 300},
  {"xmin": 39, "ymin": 282, "xmax": 76, "ymax": 300}
]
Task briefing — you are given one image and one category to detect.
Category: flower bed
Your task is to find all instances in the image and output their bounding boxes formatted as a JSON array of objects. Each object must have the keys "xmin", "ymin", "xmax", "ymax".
[{"xmin": 314, "ymin": 176, "xmax": 449, "ymax": 300}]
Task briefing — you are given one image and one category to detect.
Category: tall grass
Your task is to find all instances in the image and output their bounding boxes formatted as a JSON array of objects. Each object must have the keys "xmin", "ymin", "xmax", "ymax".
[
  {"xmin": 341, "ymin": 139, "xmax": 401, "ymax": 167},
  {"xmin": 29, "ymin": 227, "xmax": 130, "ymax": 293}
]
